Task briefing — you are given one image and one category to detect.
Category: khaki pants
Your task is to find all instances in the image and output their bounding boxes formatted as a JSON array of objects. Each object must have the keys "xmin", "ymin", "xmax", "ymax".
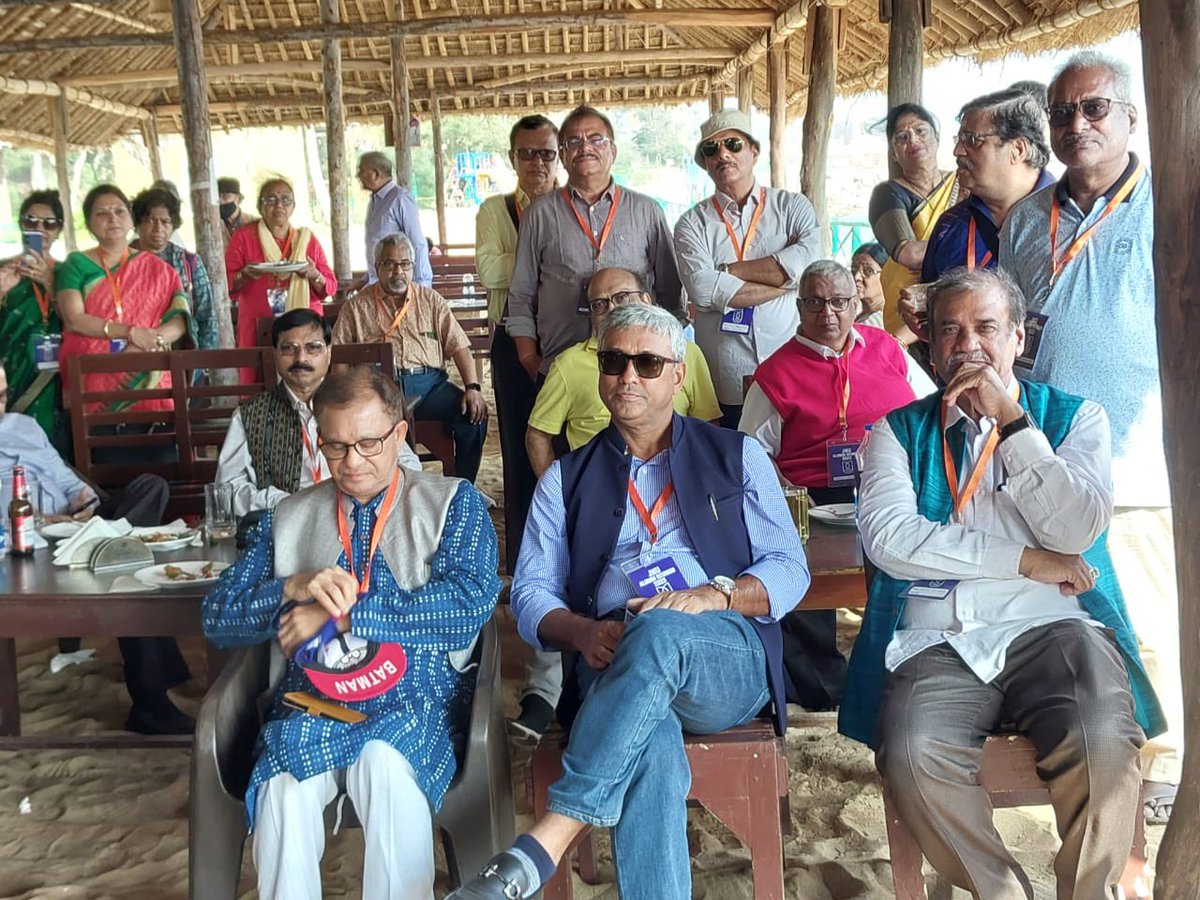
[{"xmin": 1109, "ymin": 506, "xmax": 1183, "ymax": 784}]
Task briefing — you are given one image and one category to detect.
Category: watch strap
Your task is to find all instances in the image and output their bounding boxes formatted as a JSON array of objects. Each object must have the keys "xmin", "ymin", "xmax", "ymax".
[
  {"xmin": 465, "ymin": 382, "xmax": 482, "ymax": 392},
  {"xmin": 999, "ymin": 411, "xmax": 1035, "ymax": 442}
]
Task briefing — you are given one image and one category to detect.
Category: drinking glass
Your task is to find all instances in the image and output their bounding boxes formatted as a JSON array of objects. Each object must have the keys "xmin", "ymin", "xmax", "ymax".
[{"xmin": 204, "ymin": 483, "xmax": 236, "ymax": 542}]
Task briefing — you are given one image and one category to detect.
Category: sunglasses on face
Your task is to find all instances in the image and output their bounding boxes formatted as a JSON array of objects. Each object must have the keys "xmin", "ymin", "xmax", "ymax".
[
  {"xmin": 20, "ymin": 214, "xmax": 63, "ymax": 229},
  {"xmin": 597, "ymin": 349, "xmax": 678, "ymax": 379},
  {"xmin": 1047, "ymin": 97, "xmax": 1128, "ymax": 128},
  {"xmin": 587, "ymin": 290, "xmax": 648, "ymax": 315},
  {"xmin": 891, "ymin": 124, "xmax": 934, "ymax": 146},
  {"xmin": 515, "ymin": 147, "xmax": 558, "ymax": 162},
  {"xmin": 800, "ymin": 296, "xmax": 854, "ymax": 313},
  {"xmin": 700, "ymin": 137, "xmax": 746, "ymax": 158},
  {"xmin": 955, "ymin": 130, "xmax": 1000, "ymax": 149},
  {"xmin": 318, "ymin": 425, "xmax": 396, "ymax": 460},
  {"xmin": 562, "ymin": 134, "xmax": 612, "ymax": 152}
]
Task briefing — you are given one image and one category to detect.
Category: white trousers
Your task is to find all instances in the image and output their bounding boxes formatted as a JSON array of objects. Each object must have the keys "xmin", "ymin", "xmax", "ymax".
[{"xmin": 252, "ymin": 740, "xmax": 435, "ymax": 900}]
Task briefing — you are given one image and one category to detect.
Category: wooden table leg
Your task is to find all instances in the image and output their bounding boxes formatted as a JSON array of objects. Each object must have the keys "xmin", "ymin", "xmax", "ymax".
[{"xmin": 0, "ymin": 637, "xmax": 21, "ymax": 737}]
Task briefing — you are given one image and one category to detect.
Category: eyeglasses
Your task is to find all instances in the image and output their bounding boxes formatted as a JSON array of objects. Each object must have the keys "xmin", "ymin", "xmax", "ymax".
[
  {"xmin": 850, "ymin": 264, "xmax": 880, "ymax": 279},
  {"xmin": 318, "ymin": 425, "xmax": 397, "ymax": 460},
  {"xmin": 596, "ymin": 350, "xmax": 678, "ymax": 379},
  {"xmin": 891, "ymin": 123, "xmax": 934, "ymax": 146},
  {"xmin": 699, "ymin": 137, "xmax": 746, "ymax": 158},
  {"xmin": 587, "ymin": 290, "xmax": 648, "ymax": 314},
  {"xmin": 800, "ymin": 296, "xmax": 855, "ymax": 313},
  {"xmin": 515, "ymin": 147, "xmax": 558, "ymax": 162},
  {"xmin": 262, "ymin": 195, "xmax": 295, "ymax": 207},
  {"xmin": 20, "ymin": 214, "xmax": 63, "ymax": 229},
  {"xmin": 562, "ymin": 134, "xmax": 612, "ymax": 152},
  {"xmin": 1047, "ymin": 97, "xmax": 1129, "ymax": 128},
  {"xmin": 955, "ymin": 130, "xmax": 1000, "ymax": 149},
  {"xmin": 378, "ymin": 259, "xmax": 415, "ymax": 272},
  {"xmin": 277, "ymin": 340, "xmax": 328, "ymax": 357}
]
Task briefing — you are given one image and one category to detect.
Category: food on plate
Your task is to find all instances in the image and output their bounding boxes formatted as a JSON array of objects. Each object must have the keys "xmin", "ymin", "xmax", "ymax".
[{"xmin": 162, "ymin": 562, "xmax": 215, "ymax": 581}]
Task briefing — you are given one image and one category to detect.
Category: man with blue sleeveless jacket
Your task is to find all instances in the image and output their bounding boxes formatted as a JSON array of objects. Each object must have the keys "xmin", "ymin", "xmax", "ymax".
[
  {"xmin": 841, "ymin": 267, "xmax": 1162, "ymax": 899},
  {"xmin": 450, "ymin": 303, "xmax": 810, "ymax": 900}
]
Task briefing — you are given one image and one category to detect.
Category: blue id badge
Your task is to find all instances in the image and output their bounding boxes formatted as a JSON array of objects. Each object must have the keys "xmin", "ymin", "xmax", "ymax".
[
  {"xmin": 825, "ymin": 438, "xmax": 860, "ymax": 487},
  {"xmin": 621, "ymin": 555, "xmax": 689, "ymax": 599},
  {"xmin": 720, "ymin": 307, "xmax": 753, "ymax": 334},
  {"xmin": 268, "ymin": 287, "xmax": 288, "ymax": 317},
  {"xmin": 901, "ymin": 580, "xmax": 959, "ymax": 600},
  {"xmin": 109, "ymin": 338, "xmax": 128, "ymax": 353},
  {"xmin": 30, "ymin": 332, "xmax": 62, "ymax": 370},
  {"xmin": 1015, "ymin": 312, "xmax": 1048, "ymax": 371}
]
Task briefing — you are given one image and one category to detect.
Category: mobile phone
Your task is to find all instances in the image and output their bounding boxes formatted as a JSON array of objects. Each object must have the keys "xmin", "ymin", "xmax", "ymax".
[
  {"xmin": 282, "ymin": 690, "xmax": 368, "ymax": 724},
  {"xmin": 21, "ymin": 231, "xmax": 43, "ymax": 254}
]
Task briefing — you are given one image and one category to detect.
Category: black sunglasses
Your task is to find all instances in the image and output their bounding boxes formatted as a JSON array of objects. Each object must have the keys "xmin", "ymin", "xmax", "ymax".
[
  {"xmin": 597, "ymin": 350, "xmax": 678, "ymax": 379},
  {"xmin": 515, "ymin": 148, "xmax": 557, "ymax": 162},
  {"xmin": 699, "ymin": 137, "xmax": 746, "ymax": 158},
  {"xmin": 20, "ymin": 214, "xmax": 62, "ymax": 229},
  {"xmin": 1047, "ymin": 97, "xmax": 1129, "ymax": 128}
]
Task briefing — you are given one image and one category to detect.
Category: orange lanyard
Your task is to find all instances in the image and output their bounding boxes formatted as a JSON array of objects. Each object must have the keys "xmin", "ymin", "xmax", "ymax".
[
  {"xmin": 563, "ymin": 186, "xmax": 620, "ymax": 258},
  {"xmin": 1049, "ymin": 160, "xmax": 1143, "ymax": 284},
  {"xmin": 628, "ymin": 477, "xmax": 673, "ymax": 545},
  {"xmin": 374, "ymin": 289, "xmax": 411, "ymax": 337},
  {"xmin": 96, "ymin": 247, "xmax": 131, "ymax": 321},
  {"xmin": 279, "ymin": 228, "xmax": 296, "ymax": 260},
  {"xmin": 31, "ymin": 283, "xmax": 51, "ymax": 326},
  {"xmin": 299, "ymin": 421, "xmax": 323, "ymax": 484},
  {"xmin": 836, "ymin": 350, "xmax": 852, "ymax": 437},
  {"xmin": 966, "ymin": 216, "xmax": 993, "ymax": 271},
  {"xmin": 335, "ymin": 467, "xmax": 401, "ymax": 594},
  {"xmin": 713, "ymin": 188, "xmax": 767, "ymax": 262},
  {"xmin": 941, "ymin": 384, "xmax": 1020, "ymax": 523}
]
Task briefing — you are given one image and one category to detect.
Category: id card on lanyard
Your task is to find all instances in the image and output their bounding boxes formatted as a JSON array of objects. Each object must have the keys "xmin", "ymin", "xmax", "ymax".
[
  {"xmin": 29, "ymin": 284, "xmax": 62, "ymax": 370},
  {"xmin": 335, "ymin": 468, "xmax": 401, "ymax": 609},
  {"xmin": 1048, "ymin": 159, "xmax": 1144, "ymax": 286},
  {"xmin": 715, "ymin": 189, "xmax": 766, "ymax": 336},
  {"xmin": 564, "ymin": 187, "xmax": 620, "ymax": 316},
  {"xmin": 824, "ymin": 352, "xmax": 859, "ymax": 487},
  {"xmin": 621, "ymin": 477, "xmax": 687, "ymax": 601},
  {"xmin": 98, "ymin": 247, "xmax": 131, "ymax": 352}
]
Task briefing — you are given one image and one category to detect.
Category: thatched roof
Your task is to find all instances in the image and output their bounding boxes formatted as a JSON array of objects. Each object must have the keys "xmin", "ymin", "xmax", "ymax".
[{"xmin": 0, "ymin": 0, "xmax": 1139, "ymax": 150}]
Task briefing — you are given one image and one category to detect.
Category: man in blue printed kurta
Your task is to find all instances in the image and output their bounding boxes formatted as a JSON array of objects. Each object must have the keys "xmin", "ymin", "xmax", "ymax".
[
  {"xmin": 841, "ymin": 268, "xmax": 1161, "ymax": 899},
  {"xmin": 203, "ymin": 366, "xmax": 501, "ymax": 899}
]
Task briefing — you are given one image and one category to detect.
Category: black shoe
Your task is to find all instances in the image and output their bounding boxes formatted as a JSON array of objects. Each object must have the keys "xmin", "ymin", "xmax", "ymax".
[
  {"xmin": 507, "ymin": 694, "xmax": 554, "ymax": 743},
  {"xmin": 125, "ymin": 702, "xmax": 196, "ymax": 736},
  {"xmin": 447, "ymin": 851, "xmax": 538, "ymax": 899}
]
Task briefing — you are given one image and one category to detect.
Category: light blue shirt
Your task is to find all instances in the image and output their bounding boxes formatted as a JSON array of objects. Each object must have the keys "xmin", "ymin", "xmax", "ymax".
[
  {"xmin": 998, "ymin": 156, "xmax": 1164, "ymax": 506},
  {"xmin": 511, "ymin": 433, "xmax": 810, "ymax": 650},
  {"xmin": 0, "ymin": 412, "xmax": 87, "ymax": 514},
  {"xmin": 365, "ymin": 180, "xmax": 433, "ymax": 287}
]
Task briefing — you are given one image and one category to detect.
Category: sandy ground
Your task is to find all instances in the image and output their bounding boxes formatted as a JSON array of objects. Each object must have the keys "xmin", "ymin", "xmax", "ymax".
[{"xmin": 0, "ymin": 371, "xmax": 1164, "ymax": 899}]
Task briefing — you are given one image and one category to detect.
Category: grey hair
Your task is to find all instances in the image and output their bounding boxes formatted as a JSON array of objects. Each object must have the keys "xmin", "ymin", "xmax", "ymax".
[
  {"xmin": 959, "ymin": 89, "xmax": 1051, "ymax": 170},
  {"xmin": 1050, "ymin": 51, "xmax": 1133, "ymax": 104},
  {"xmin": 800, "ymin": 259, "xmax": 856, "ymax": 296},
  {"xmin": 926, "ymin": 267, "xmax": 1027, "ymax": 333},
  {"xmin": 374, "ymin": 232, "xmax": 414, "ymax": 271},
  {"xmin": 359, "ymin": 151, "xmax": 394, "ymax": 178},
  {"xmin": 598, "ymin": 303, "xmax": 686, "ymax": 362}
]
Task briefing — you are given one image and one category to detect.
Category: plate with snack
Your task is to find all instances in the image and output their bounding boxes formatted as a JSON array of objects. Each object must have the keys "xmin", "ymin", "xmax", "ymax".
[
  {"xmin": 134, "ymin": 560, "xmax": 229, "ymax": 589},
  {"xmin": 134, "ymin": 530, "xmax": 197, "ymax": 553}
]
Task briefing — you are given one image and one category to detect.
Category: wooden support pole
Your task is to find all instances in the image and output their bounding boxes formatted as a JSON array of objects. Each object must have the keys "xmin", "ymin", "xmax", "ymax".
[
  {"xmin": 886, "ymin": 0, "xmax": 925, "ymax": 177},
  {"xmin": 1138, "ymin": 0, "xmax": 1200, "ymax": 890},
  {"xmin": 801, "ymin": 6, "xmax": 836, "ymax": 256},
  {"xmin": 171, "ymin": 0, "xmax": 232, "ymax": 350},
  {"xmin": 391, "ymin": 36, "xmax": 413, "ymax": 189},
  {"xmin": 767, "ymin": 40, "xmax": 788, "ymax": 189},
  {"xmin": 736, "ymin": 64, "xmax": 754, "ymax": 114},
  {"xmin": 140, "ymin": 117, "xmax": 163, "ymax": 182},
  {"xmin": 320, "ymin": 0, "xmax": 350, "ymax": 282},
  {"xmin": 47, "ymin": 95, "xmax": 76, "ymax": 251},
  {"xmin": 430, "ymin": 89, "xmax": 447, "ymax": 248},
  {"xmin": 708, "ymin": 88, "xmax": 724, "ymax": 115}
]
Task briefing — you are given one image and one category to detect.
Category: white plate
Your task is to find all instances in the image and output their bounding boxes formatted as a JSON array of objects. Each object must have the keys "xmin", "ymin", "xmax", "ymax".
[
  {"xmin": 134, "ymin": 560, "xmax": 229, "ymax": 589},
  {"xmin": 41, "ymin": 521, "xmax": 84, "ymax": 539},
  {"xmin": 252, "ymin": 261, "xmax": 308, "ymax": 275},
  {"xmin": 809, "ymin": 503, "xmax": 858, "ymax": 527},
  {"xmin": 137, "ymin": 533, "xmax": 196, "ymax": 553}
]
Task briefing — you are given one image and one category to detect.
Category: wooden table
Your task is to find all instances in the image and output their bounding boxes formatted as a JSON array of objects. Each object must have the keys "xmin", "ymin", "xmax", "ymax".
[
  {"xmin": 801, "ymin": 520, "xmax": 866, "ymax": 610},
  {"xmin": 0, "ymin": 540, "xmax": 238, "ymax": 749}
]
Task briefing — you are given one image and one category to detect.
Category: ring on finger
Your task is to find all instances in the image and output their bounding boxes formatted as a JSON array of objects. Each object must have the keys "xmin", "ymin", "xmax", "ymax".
[{"xmin": 1089, "ymin": 566, "xmax": 1099, "ymax": 578}]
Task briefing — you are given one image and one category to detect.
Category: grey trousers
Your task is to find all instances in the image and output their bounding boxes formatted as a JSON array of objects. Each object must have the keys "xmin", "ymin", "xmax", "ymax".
[{"xmin": 876, "ymin": 619, "xmax": 1144, "ymax": 900}]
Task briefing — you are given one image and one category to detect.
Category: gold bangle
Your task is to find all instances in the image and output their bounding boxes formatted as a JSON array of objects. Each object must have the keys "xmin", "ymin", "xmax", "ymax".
[{"xmin": 102, "ymin": 320, "xmax": 111, "ymax": 338}]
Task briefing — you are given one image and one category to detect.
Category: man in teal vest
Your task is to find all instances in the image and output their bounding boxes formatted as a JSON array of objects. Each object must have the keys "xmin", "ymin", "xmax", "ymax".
[{"xmin": 841, "ymin": 267, "xmax": 1162, "ymax": 899}]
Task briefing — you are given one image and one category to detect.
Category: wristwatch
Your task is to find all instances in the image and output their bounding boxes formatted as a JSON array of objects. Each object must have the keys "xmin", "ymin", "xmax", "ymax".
[
  {"xmin": 710, "ymin": 575, "xmax": 736, "ymax": 609},
  {"xmin": 999, "ymin": 410, "xmax": 1036, "ymax": 442},
  {"xmin": 465, "ymin": 382, "xmax": 482, "ymax": 392},
  {"xmin": 716, "ymin": 262, "xmax": 730, "ymax": 273}
]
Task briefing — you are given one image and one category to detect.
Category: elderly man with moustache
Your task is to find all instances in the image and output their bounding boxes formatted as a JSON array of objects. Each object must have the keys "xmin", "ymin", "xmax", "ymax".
[
  {"xmin": 349, "ymin": 150, "xmax": 433, "ymax": 293},
  {"xmin": 203, "ymin": 366, "xmax": 501, "ymax": 899},
  {"xmin": 216, "ymin": 308, "xmax": 420, "ymax": 521},
  {"xmin": 996, "ymin": 51, "xmax": 1180, "ymax": 822},
  {"xmin": 333, "ymin": 232, "xmax": 488, "ymax": 483},
  {"xmin": 841, "ymin": 267, "xmax": 1162, "ymax": 900},
  {"xmin": 674, "ymin": 110, "xmax": 822, "ymax": 429},
  {"xmin": 450, "ymin": 303, "xmax": 808, "ymax": 900},
  {"xmin": 507, "ymin": 105, "xmax": 683, "ymax": 384}
]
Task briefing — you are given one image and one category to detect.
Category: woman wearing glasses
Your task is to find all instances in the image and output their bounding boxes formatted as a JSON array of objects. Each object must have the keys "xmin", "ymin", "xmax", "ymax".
[
  {"xmin": 868, "ymin": 104, "xmax": 962, "ymax": 341},
  {"xmin": 850, "ymin": 242, "xmax": 888, "ymax": 330},
  {"xmin": 225, "ymin": 176, "xmax": 334, "ymax": 381},
  {"xmin": 0, "ymin": 191, "xmax": 70, "ymax": 451}
]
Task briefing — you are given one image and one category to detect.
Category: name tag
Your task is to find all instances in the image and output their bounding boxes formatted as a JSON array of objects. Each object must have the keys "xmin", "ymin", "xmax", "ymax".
[
  {"xmin": 576, "ymin": 279, "xmax": 591, "ymax": 317},
  {"xmin": 31, "ymin": 332, "xmax": 62, "ymax": 371},
  {"xmin": 1015, "ymin": 312, "xmax": 1048, "ymax": 371},
  {"xmin": 720, "ymin": 307, "xmax": 753, "ymax": 334},
  {"xmin": 267, "ymin": 287, "xmax": 289, "ymax": 317},
  {"xmin": 901, "ymin": 579, "xmax": 959, "ymax": 600},
  {"xmin": 826, "ymin": 438, "xmax": 861, "ymax": 487},
  {"xmin": 109, "ymin": 338, "xmax": 128, "ymax": 353},
  {"xmin": 621, "ymin": 555, "xmax": 690, "ymax": 599}
]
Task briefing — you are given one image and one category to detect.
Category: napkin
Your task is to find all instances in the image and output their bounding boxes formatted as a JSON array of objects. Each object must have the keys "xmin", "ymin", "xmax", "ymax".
[
  {"xmin": 111, "ymin": 574, "xmax": 155, "ymax": 593},
  {"xmin": 128, "ymin": 519, "xmax": 190, "ymax": 538},
  {"xmin": 52, "ymin": 517, "xmax": 132, "ymax": 566}
]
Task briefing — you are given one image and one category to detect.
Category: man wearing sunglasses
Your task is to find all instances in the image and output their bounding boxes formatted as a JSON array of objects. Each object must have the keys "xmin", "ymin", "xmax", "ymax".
[
  {"xmin": 675, "ymin": 109, "xmax": 822, "ymax": 430},
  {"xmin": 204, "ymin": 366, "xmax": 502, "ymax": 899},
  {"xmin": 507, "ymin": 104, "xmax": 683, "ymax": 385},
  {"xmin": 998, "ymin": 51, "xmax": 1179, "ymax": 823},
  {"xmin": 349, "ymin": 150, "xmax": 433, "ymax": 293},
  {"xmin": 451, "ymin": 303, "xmax": 807, "ymax": 900}
]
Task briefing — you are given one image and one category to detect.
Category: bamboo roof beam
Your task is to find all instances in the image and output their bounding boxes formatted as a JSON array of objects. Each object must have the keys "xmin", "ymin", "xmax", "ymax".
[
  {"xmin": 0, "ymin": 75, "xmax": 150, "ymax": 120},
  {"xmin": 709, "ymin": 0, "xmax": 810, "ymax": 89}
]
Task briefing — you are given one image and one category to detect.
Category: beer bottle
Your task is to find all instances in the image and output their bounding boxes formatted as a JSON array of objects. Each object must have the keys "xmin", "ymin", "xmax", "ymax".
[{"xmin": 8, "ymin": 465, "xmax": 35, "ymax": 557}]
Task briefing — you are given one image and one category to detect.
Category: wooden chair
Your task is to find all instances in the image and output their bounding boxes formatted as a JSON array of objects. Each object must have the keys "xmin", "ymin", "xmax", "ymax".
[{"xmin": 528, "ymin": 720, "xmax": 789, "ymax": 899}]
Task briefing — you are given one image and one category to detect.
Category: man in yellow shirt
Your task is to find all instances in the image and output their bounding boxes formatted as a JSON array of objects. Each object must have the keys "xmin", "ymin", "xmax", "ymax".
[{"xmin": 526, "ymin": 267, "xmax": 721, "ymax": 477}]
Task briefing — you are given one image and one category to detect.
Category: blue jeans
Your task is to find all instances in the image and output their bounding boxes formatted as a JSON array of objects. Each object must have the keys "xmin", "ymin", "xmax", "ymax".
[
  {"xmin": 548, "ymin": 609, "xmax": 770, "ymax": 900},
  {"xmin": 399, "ymin": 368, "xmax": 487, "ymax": 482}
]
